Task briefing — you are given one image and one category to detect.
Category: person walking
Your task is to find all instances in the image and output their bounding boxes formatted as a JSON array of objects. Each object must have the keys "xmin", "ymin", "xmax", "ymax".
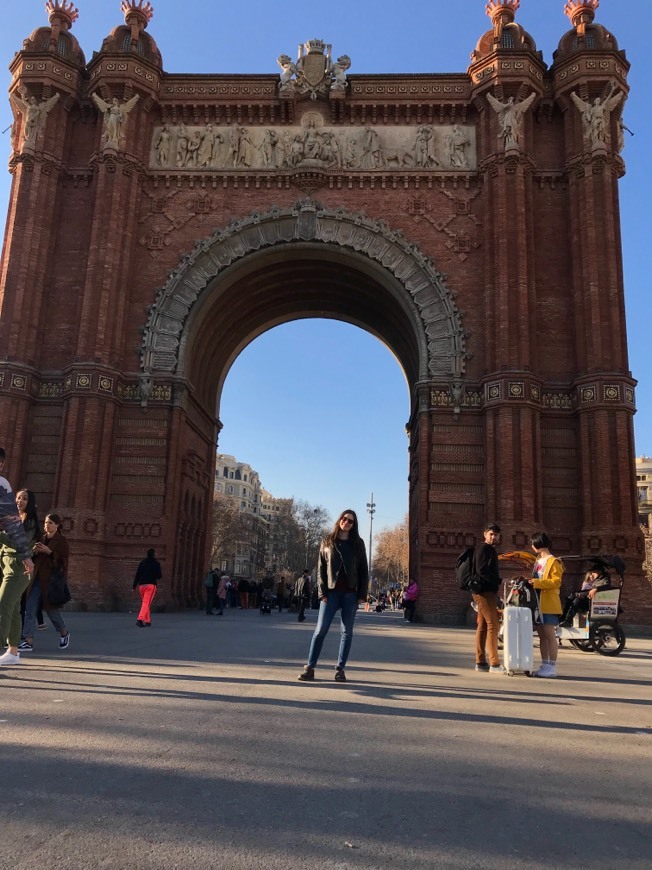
[
  {"xmin": 132, "ymin": 548, "xmax": 162, "ymax": 627},
  {"xmin": 20, "ymin": 512, "xmax": 70, "ymax": 650},
  {"xmin": 472, "ymin": 522, "xmax": 504, "ymax": 673},
  {"xmin": 0, "ymin": 448, "xmax": 34, "ymax": 667},
  {"xmin": 16, "ymin": 489, "xmax": 45, "ymax": 631},
  {"xmin": 203, "ymin": 566, "xmax": 218, "ymax": 615},
  {"xmin": 298, "ymin": 509, "xmax": 368, "ymax": 683},
  {"xmin": 295, "ymin": 569, "xmax": 311, "ymax": 622},
  {"xmin": 403, "ymin": 579, "xmax": 419, "ymax": 623},
  {"xmin": 529, "ymin": 532, "xmax": 564, "ymax": 679},
  {"xmin": 216, "ymin": 572, "xmax": 227, "ymax": 615}
]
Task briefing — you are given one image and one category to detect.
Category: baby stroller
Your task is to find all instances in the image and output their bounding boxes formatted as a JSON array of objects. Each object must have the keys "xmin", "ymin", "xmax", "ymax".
[{"xmin": 260, "ymin": 587, "xmax": 274, "ymax": 615}]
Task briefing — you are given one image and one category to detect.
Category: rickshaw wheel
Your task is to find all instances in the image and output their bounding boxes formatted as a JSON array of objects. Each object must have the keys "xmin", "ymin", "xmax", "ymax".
[
  {"xmin": 569, "ymin": 638, "xmax": 594, "ymax": 652},
  {"xmin": 589, "ymin": 622, "xmax": 626, "ymax": 656}
]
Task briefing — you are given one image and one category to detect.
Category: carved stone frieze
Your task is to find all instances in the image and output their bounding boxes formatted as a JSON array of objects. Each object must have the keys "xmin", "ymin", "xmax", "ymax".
[
  {"xmin": 141, "ymin": 202, "xmax": 468, "ymax": 379},
  {"xmin": 148, "ymin": 120, "xmax": 477, "ymax": 172}
]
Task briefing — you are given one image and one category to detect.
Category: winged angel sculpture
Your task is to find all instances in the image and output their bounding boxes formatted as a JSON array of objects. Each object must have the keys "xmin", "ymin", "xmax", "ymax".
[
  {"xmin": 486, "ymin": 91, "xmax": 536, "ymax": 152},
  {"xmin": 10, "ymin": 91, "xmax": 60, "ymax": 151},
  {"xmin": 91, "ymin": 93, "xmax": 140, "ymax": 149},
  {"xmin": 570, "ymin": 89, "xmax": 623, "ymax": 150}
]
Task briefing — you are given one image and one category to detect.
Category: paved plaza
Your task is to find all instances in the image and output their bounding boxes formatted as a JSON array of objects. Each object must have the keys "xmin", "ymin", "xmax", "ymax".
[{"xmin": 1, "ymin": 607, "xmax": 651, "ymax": 869}]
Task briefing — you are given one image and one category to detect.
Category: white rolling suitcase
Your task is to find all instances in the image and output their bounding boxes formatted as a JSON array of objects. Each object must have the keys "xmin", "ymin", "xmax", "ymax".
[{"xmin": 503, "ymin": 606, "xmax": 534, "ymax": 675}]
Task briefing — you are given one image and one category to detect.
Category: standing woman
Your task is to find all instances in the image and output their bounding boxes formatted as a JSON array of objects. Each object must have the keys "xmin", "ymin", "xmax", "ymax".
[
  {"xmin": 298, "ymin": 509, "xmax": 368, "ymax": 682},
  {"xmin": 16, "ymin": 489, "xmax": 44, "ymax": 631},
  {"xmin": 529, "ymin": 532, "xmax": 563, "ymax": 679},
  {"xmin": 20, "ymin": 513, "xmax": 70, "ymax": 651}
]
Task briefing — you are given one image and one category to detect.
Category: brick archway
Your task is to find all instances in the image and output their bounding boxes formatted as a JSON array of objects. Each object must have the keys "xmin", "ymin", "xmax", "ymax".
[
  {"xmin": 141, "ymin": 201, "xmax": 467, "ymax": 401},
  {"xmin": 140, "ymin": 202, "xmax": 466, "ymax": 606}
]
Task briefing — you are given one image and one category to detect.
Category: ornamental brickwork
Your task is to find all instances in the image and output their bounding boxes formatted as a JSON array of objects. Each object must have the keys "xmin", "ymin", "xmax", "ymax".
[{"xmin": 1, "ymin": 0, "xmax": 649, "ymax": 623}]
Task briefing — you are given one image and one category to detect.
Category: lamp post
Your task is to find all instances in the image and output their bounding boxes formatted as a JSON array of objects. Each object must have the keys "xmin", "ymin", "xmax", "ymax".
[{"xmin": 366, "ymin": 493, "xmax": 376, "ymax": 590}]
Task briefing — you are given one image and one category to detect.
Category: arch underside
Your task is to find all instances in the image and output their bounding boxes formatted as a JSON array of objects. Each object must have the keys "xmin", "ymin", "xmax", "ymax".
[{"xmin": 141, "ymin": 203, "xmax": 467, "ymax": 409}]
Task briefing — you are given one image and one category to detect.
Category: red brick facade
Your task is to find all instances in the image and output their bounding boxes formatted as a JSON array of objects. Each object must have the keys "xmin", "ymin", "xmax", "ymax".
[{"xmin": 1, "ymin": 2, "xmax": 649, "ymax": 623}]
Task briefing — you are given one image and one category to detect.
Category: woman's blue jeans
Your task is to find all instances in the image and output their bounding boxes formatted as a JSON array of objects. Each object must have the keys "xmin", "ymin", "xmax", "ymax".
[{"xmin": 307, "ymin": 590, "xmax": 359, "ymax": 670}]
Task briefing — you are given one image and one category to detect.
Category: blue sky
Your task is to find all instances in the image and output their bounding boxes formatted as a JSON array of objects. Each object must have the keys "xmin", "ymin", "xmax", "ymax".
[{"xmin": 1, "ymin": 0, "xmax": 650, "ymax": 545}]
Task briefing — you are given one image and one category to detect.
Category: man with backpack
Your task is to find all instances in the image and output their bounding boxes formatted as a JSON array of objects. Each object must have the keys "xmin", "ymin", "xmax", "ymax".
[{"xmin": 469, "ymin": 522, "xmax": 504, "ymax": 673}]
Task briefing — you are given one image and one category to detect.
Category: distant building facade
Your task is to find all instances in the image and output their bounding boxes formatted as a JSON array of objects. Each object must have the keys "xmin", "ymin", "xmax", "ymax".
[
  {"xmin": 214, "ymin": 453, "xmax": 265, "ymax": 579},
  {"xmin": 635, "ymin": 456, "xmax": 652, "ymax": 524}
]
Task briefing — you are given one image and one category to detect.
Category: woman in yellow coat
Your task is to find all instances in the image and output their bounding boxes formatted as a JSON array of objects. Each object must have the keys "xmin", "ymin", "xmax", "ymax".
[{"xmin": 529, "ymin": 532, "xmax": 563, "ymax": 679}]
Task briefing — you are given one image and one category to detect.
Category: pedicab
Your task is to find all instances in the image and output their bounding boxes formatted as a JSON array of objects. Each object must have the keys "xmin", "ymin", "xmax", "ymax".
[{"xmin": 497, "ymin": 550, "xmax": 626, "ymax": 656}]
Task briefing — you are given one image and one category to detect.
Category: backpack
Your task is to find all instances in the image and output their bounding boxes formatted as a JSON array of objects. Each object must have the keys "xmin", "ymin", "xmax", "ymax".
[
  {"xmin": 455, "ymin": 547, "xmax": 476, "ymax": 591},
  {"xmin": 505, "ymin": 577, "xmax": 541, "ymax": 621},
  {"xmin": 203, "ymin": 570, "xmax": 215, "ymax": 589}
]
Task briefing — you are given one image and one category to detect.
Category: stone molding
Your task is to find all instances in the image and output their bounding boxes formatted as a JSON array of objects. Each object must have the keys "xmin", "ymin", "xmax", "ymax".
[{"xmin": 140, "ymin": 201, "xmax": 468, "ymax": 379}]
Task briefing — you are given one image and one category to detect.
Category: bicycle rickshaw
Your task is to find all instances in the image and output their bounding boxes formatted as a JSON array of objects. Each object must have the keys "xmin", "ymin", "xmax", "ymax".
[{"xmin": 497, "ymin": 550, "xmax": 626, "ymax": 656}]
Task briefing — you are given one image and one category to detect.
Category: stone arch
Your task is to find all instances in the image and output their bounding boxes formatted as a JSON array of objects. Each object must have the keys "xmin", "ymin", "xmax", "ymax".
[{"xmin": 141, "ymin": 200, "xmax": 467, "ymax": 400}]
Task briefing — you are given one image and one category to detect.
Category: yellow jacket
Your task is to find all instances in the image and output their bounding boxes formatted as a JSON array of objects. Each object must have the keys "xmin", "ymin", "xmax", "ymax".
[{"xmin": 532, "ymin": 556, "xmax": 564, "ymax": 615}]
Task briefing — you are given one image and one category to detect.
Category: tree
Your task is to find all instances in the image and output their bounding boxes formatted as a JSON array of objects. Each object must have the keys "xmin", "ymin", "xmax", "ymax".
[
  {"xmin": 372, "ymin": 516, "xmax": 409, "ymax": 587},
  {"xmin": 293, "ymin": 500, "xmax": 331, "ymax": 571},
  {"xmin": 210, "ymin": 493, "xmax": 255, "ymax": 569}
]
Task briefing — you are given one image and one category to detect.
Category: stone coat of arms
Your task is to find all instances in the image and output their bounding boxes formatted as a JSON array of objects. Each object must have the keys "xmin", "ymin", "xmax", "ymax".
[{"xmin": 277, "ymin": 39, "xmax": 351, "ymax": 100}]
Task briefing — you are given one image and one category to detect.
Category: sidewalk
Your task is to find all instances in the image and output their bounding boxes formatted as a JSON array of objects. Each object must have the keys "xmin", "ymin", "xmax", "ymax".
[{"xmin": 2, "ymin": 609, "xmax": 651, "ymax": 869}]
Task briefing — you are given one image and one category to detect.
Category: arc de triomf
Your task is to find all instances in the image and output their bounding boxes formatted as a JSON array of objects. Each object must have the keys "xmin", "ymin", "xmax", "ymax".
[{"xmin": 1, "ymin": 0, "xmax": 649, "ymax": 624}]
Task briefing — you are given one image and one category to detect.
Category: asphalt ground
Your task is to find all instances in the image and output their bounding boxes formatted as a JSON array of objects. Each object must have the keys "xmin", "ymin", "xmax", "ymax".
[{"xmin": 1, "ymin": 607, "xmax": 651, "ymax": 870}]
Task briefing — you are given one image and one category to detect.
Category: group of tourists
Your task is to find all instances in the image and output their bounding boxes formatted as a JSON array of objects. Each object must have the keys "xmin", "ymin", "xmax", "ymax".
[
  {"xmin": 0, "ymin": 446, "xmax": 71, "ymax": 667},
  {"xmin": 470, "ymin": 522, "xmax": 563, "ymax": 679}
]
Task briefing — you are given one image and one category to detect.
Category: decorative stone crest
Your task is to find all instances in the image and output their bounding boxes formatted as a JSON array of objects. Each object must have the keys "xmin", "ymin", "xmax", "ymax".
[{"xmin": 277, "ymin": 40, "xmax": 350, "ymax": 100}]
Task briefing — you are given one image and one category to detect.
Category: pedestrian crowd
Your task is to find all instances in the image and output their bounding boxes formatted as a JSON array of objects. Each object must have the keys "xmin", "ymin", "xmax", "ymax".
[{"xmin": 1, "ymin": 460, "xmax": 583, "ymax": 683}]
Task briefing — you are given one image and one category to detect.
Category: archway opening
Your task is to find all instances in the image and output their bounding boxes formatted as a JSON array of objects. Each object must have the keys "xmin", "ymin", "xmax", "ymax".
[{"xmin": 215, "ymin": 318, "xmax": 411, "ymax": 582}]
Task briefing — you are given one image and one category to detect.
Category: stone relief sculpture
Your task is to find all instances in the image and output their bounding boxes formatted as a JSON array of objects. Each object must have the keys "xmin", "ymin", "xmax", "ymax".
[
  {"xmin": 447, "ymin": 124, "xmax": 470, "ymax": 169},
  {"xmin": 10, "ymin": 91, "xmax": 60, "ymax": 151},
  {"xmin": 176, "ymin": 123, "xmax": 189, "ymax": 167},
  {"xmin": 486, "ymin": 91, "xmax": 536, "ymax": 152},
  {"xmin": 149, "ymin": 123, "xmax": 477, "ymax": 172},
  {"xmin": 154, "ymin": 124, "xmax": 171, "ymax": 166},
  {"xmin": 91, "ymin": 93, "xmax": 140, "ymax": 150},
  {"xmin": 413, "ymin": 126, "xmax": 439, "ymax": 168},
  {"xmin": 570, "ymin": 88, "xmax": 624, "ymax": 150}
]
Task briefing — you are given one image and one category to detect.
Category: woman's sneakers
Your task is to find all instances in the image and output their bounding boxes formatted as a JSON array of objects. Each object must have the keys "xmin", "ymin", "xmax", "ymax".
[
  {"xmin": 18, "ymin": 640, "xmax": 33, "ymax": 651},
  {"xmin": 58, "ymin": 633, "xmax": 70, "ymax": 650},
  {"xmin": 0, "ymin": 650, "xmax": 21, "ymax": 666},
  {"xmin": 534, "ymin": 662, "xmax": 557, "ymax": 678}
]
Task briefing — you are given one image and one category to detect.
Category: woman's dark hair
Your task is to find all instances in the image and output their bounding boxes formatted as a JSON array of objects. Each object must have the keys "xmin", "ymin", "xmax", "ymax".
[
  {"xmin": 17, "ymin": 489, "xmax": 39, "ymax": 531},
  {"xmin": 46, "ymin": 513, "xmax": 63, "ymax": 529},
  {"xmin": 530, "ymin": 531, "xmax": 552, "ymax": 550},
  {"xmin": 326, "ymin": 509, "xmax": 361, "ymax": 546}
]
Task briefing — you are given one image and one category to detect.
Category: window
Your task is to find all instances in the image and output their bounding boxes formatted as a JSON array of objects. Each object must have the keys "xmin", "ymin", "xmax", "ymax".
[
  {"xmin": 223, "ymin": 467, "xmax": 228, "ymax": 477},
  {"xmin": 244, "ymin": 474, "xmax": 248, "ymax": 482},
  {"xmin": 500, "ymin": 31, "xmax": 515, "ymax": 49},
  {"xmin": 228, "ymin": 485, "xmax": 234, "ymax": 494},
  {"xmin": 235, "ymin": 470, "xmax": 241, "ymax": 480}
]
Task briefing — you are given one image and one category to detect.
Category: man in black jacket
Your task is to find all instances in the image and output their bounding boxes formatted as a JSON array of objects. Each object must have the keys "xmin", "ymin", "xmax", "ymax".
[{"xmin": 472, "ymin": 522, "xmax": 504, "ymax": 673}]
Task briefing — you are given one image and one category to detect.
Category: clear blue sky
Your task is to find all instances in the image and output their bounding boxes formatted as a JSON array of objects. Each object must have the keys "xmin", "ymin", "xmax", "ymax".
[{"xmin": 2, "ymin": 0, "xmax": 650, "ymax": 546}]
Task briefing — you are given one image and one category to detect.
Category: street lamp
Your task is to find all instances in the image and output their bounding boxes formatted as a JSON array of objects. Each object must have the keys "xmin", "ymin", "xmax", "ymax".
[{"xmin": 366, "ymin": 493, "xmax": 376, "ymax": 588}]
